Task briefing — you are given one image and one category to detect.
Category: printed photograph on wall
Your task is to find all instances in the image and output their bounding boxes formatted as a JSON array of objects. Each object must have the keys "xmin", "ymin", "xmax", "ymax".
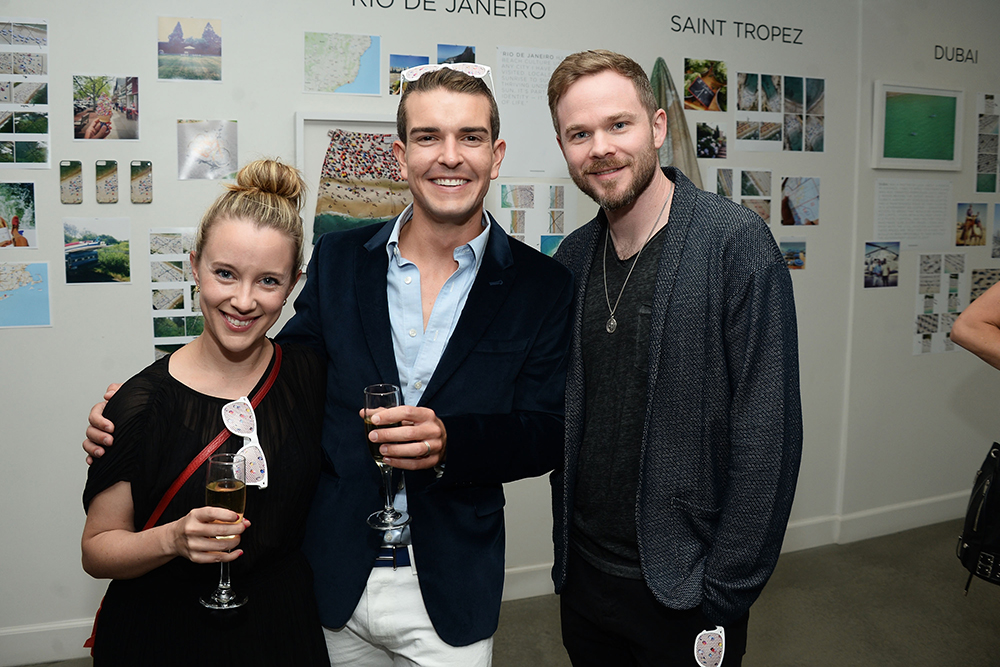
[
  {"xmin": 63, "ymin": 217, "xmax": 131, "ymax": 284},
  {"xmin": 304, "ymin": 32, "xmax": 381, "ymax": 95},
  {"xmin": 737, "ymin": 73, "xmax": 758, "ymax": 111},
  {"xmin": 0, "ymin": 182, "xmax": 35, "ymax": 247},
  {"xmin": 993, "ymin": 204, "xmax": 1000, "ymax": 258},
  {"xmin": 684, "ymin": 59, "xmax": 727, "ymax": 111},
  {"xmin": 389, "ymin": 54, "xmax": 428, "ymax": 95},
  {"xmin": 177, "ymin": 119, "xmax": 237, "ymax": 180},
  {"xmin": 716, "ymin": 168, "xmax": 733, "ymax": 198},
  {"xmin": 864, "ymin": 241, "xmax": 899, "ymax": 288},
  {"xmin": 734, "ymin": 73, "xmax": 823, "ymax": 153},
  {"xmin": 780, "ymin": 177, "xmax": 820, "ymax": 226},
  {"xmin": 741, "ymin": 170, "xmax": 771, "ymax": 197},
  {"xmin": 955, "ymin": 203, "xmax": 987, "ymax": 246},
  {"xmin": 0, "ymin": 18, "xmax": 50, "ymax": 169},
  {"xmin": 0, "ymin": 261, "xmax": 50, "ymax": 328},
  {"xmin": 438, "ymin": 43, "xmax": 475, "ymax": 64},
  {"xmin": 696, "ymin": 122, "xmax": 726, "ymax": 158},
  {"xmin": 805, "ymin": 78, "xmax": 825, "ymax": 153},
  {"xmin": 149, "ymin": 227, "xmax": 198, "ymax": 359},
  {"xmin": 872, "ymin": 81, "xmax": 962, "ymax": 170},
  {"xmin": 11, "ymin": 140, "xmax": 46, "ymax": 165},
  {"xmin": 540, "ymin": 234, "xmax": 563, "ymax": 257},
  {"xmin": 313, "ymin": 126, "xmax": 410, "ymax": 243},
  {"xmin": 971, "ymin": 268, "xmax": 1000, "ymax": 301},
  {"xmin": 157, "ymin": 17, "xmax": 222, "ymax": 82},
  {"xmin": 72, "ymin": 75, "xmax": 139, "ymax": 140},
  {"xmin": 977, "ymin": 93, "xmax": 998, "ymax": 193},
  {"xmin": 779, "ymin": 237, "xmax": 806, "ymax": 270},
  {"xmin": 742, "ymin": 198, "xmax": 770, "ymax": 224},
  {"xmin": 501, "ymin": 184, "xmax": 535, "ymax": 208}
]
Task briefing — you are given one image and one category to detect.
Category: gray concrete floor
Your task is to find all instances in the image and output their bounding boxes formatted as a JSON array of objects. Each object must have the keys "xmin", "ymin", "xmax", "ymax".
[{"xmin": 22, "ymin": 519, "xmax": 1000, "ymax": 666}]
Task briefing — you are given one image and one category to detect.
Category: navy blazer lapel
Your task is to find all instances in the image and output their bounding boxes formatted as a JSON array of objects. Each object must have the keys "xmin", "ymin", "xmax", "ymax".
[
  {"xmin": 357, "ymin": 221, "xmax": 401, "ymax": 386},
  {"xmin": 419, "ymin": 215, "xmax": 514, "ymax": 406}
]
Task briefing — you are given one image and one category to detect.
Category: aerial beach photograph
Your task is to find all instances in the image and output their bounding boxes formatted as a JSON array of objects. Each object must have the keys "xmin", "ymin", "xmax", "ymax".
[{"xmin": 313, "ymin": 128, "xmax": 411, "ymax": 242}]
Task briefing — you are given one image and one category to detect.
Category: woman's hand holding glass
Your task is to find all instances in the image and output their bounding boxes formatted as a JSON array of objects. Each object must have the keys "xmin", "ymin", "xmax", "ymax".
[{"xmin": 169, "ymin": 505, "xmax": 250, "ymax": 564}]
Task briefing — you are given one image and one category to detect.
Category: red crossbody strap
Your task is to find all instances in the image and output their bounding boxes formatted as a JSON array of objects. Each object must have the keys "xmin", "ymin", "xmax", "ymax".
[{"xmin": 141, "ymin": 343, "xmax": 283, "ymax": 531}]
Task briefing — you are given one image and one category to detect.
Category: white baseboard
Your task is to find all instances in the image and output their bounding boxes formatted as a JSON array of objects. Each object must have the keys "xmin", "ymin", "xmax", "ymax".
[
  {"xmin": 0, "ymin": 619, "xmax": 93, "ymax": 667},
  {"xmin": 836, "ymin": 490, "xmax": 967, "ymax": 544},
  {"xmin": 502, "ymin": 563, "xmax": 555, "ymax": 601},
  {"xmin": 782, "ymin": 514, "xmax": 840, "ymax": 552},
  {"xmin": 782, "ymin": 491, "xmax": 968, "ymax": 555}
]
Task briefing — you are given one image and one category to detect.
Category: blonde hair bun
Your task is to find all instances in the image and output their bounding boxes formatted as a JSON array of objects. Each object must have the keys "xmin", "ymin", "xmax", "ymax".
[
  {"xmin": 196, "ymin": 158, "xmax": 308, "ymax": 267},
  {"xmin": 231, "ymin": 159, "xmax": 305, "ymax": 211}
]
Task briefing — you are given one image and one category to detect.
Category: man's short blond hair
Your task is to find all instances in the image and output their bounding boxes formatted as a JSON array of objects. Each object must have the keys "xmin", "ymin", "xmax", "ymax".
[{"xmin": 547, "ymin": 50, "xmax": 657, "ymax": 133}]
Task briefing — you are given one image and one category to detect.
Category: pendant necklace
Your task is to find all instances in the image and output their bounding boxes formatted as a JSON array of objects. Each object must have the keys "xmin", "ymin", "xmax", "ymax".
[{"xmin": 602, "ymin": 194, "xmax": 670, "ymax": 334}]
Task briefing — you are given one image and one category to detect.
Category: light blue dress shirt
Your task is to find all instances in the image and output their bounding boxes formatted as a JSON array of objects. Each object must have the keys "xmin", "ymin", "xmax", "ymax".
[{"xmin": 383, "ymin": 204, "xmax": 490, "ymax": 544}]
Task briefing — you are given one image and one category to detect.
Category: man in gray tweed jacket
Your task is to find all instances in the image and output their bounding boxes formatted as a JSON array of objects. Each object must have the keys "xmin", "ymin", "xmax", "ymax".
[{"xmin": 547, "ymin": 50, "xmax": 802, "ymax": 666}]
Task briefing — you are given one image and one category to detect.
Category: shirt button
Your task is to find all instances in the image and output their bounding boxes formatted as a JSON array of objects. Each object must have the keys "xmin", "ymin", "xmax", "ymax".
[
  {"xmin": 408, "ymin": 328, "xmax": 417, "ymax": 337},
  {"xmin": 404, "ymin": 276, "xmax": 412, "ymax": 285},
  {"xmin": 414, "ymin": 380, "xmax": 423, "ymax": 389}
]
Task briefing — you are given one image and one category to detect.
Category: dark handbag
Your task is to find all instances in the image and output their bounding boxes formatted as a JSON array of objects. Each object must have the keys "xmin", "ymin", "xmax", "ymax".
[
  {"xmin": 84, "ymin": 344, "xmax": 283, "ymax": 653},
  {"xmin": 957, "ymin": 442, "xmax": 1000, "ymax": 593}
]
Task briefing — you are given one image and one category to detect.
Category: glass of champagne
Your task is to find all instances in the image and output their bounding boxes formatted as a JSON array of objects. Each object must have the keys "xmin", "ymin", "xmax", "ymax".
[
  {"xmin": 199, "ymin": 452, "xmax": 248, "ymax": 609},
  {"xmin": 364, "ymin": 384, "xmax": 410, "ymax": 530}
]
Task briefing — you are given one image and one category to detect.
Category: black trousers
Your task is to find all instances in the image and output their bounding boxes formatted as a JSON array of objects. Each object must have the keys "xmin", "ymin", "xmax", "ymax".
[{"xmin": 560, "ymin": 551, "xmax": 748, "ymax": 666}]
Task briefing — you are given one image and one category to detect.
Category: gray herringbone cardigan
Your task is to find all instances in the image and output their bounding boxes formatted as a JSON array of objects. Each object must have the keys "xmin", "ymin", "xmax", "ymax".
[{"xmin": 552, "ymin": 168, "xmax": 802, "ymax": 625}]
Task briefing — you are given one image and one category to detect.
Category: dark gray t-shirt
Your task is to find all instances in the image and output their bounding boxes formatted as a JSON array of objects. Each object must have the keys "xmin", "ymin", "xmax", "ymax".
[{"xmin": 570, "ymin": 223, "xmax": 666, "ymax": 579}]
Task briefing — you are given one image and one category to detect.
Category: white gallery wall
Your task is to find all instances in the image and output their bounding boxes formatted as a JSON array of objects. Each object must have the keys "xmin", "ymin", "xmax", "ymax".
[{"xmin": 0, "ymin": 0, "xmax": 997, "ymax": 662}]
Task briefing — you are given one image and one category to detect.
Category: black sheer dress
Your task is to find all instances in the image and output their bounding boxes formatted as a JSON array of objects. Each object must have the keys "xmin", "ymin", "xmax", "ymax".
[{"xmin": 83, "ymin": 341, "xmax": 330, "ymax": 666}]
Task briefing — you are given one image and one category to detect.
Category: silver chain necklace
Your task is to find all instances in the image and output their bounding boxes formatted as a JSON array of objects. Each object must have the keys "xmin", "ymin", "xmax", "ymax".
[{"xmin": 602, "ymin": 195, "xmax": 670, "ymax": 334}]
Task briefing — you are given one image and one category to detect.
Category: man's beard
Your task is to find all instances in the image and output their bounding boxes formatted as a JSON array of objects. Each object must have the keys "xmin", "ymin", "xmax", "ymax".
[{"xmin": 569, "ymin": 142, "xmax": 659, "ymax": 211}]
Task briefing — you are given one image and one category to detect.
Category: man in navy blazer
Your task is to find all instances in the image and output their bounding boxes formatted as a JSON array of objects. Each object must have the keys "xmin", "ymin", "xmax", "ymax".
[{"xmin": 278, "ymin": 67, "xmax": 572, "ymax": 665}]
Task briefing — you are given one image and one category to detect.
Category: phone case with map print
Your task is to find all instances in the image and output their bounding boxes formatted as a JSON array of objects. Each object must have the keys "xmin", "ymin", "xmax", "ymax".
[{"xmin": 95, "ymin": 160, "xmax": 118, "ymax": 204}]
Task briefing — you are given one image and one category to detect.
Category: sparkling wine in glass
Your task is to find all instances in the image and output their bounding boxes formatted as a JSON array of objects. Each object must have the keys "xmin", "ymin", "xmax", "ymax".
[
  {"xmin": 364, "ymin": 384, "xmax": 410, "ymax": 530},
  {"xmin": 199, "ymin": 452, "xmax": 248, "ymax": 609}
]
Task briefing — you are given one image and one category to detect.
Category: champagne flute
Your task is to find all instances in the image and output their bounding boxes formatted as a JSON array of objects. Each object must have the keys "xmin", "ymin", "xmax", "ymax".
[
  {"xmin": 364, "ymin": 384, "xmax": 410, "ymax": 530},
  {"xmin": 199, "ymin": 452, "xmax": 248, "ymax": 609}
]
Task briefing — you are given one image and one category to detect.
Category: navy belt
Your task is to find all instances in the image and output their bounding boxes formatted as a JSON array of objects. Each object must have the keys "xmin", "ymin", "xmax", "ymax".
[{"xmin": 374, "ymin": 545, "xmax": 410, "ymax": 569}]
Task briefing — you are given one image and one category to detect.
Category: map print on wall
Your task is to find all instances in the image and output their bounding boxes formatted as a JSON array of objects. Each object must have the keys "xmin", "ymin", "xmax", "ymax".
[
  {"xmin": 304, "ymin": 32, "xmax": 380, "ymax": 95},
  {"xmin": 0, "ymin": 261, "xmax": 49, "ymax": 327}
]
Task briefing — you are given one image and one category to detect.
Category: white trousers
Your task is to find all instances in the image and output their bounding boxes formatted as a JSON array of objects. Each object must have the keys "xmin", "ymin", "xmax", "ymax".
[{"xmin": 323, "ymin": 563, "xmax": 493, "ymax": 667}]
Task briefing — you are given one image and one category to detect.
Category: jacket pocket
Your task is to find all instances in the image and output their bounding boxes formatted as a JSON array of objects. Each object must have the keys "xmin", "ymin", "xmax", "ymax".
[{"xmin": 670, "ymin": 496, "xmax": 721, "ymax": 547}]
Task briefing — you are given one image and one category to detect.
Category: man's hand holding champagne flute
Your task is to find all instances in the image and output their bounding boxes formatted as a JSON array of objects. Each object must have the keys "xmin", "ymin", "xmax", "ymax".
[{"xmin": 360, "ymin": 389, "xmax": 448, "ymax": 471}]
